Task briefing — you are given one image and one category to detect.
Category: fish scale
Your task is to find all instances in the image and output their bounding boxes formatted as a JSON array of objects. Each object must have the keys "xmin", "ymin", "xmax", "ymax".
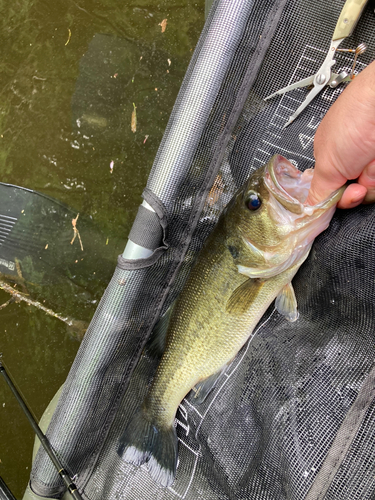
[{"xmin": 118, "ymin": 155, "xmax": 344, "ymax": 487}]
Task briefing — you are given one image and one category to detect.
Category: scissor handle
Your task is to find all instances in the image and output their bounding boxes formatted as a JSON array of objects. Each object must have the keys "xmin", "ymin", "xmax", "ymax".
[{"xmin": 332, "ymin": 0, "xmax": 368, "ymax": 40}]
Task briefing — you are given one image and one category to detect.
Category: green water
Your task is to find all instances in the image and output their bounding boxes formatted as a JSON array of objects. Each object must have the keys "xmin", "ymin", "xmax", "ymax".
[{"xmin": 0, "ymin": 1, "xmax": 204, "ymax": 497}]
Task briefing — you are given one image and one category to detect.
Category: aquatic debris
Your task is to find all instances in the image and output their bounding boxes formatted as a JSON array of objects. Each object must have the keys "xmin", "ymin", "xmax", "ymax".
[
  {"xmin": 131, "ymin": 103, "xmax": 137, "ymax": 133},
  {"xmin": 0, "ymin": 297, "xmax": 14, "ymax": 311},
  {"xmin": 71, "ymin": 214, "xmax": 84, "ymax": 251},
  {"xmin": 14, "ymin": 257, "xmax": 28, "ymax": 296},
  {"xmin": 81, "ymin": 113, "xmax": 108, "ymax": 128},
  {"xmin": 65, "ymin": 28, "xmax": 72, "ymax": 46},
  {"xmin": 110, "ymin": 160, "xmax": 114, "ymax": 173},
  {"xmin": 0, "ymin": 280, "xmax": 88, "ymax": 339},
  {"xmin": 159, "ymin": 19, "xmax": 167, "ymax": 33},
  {"xmin": 206, "ymin": 174, "xmax": 225, "ymax": 207}
]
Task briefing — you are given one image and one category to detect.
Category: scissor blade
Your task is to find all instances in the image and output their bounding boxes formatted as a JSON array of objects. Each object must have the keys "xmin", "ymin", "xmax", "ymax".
[
  {"xmin": 282, "ymin": 39, "xmax": 344, "ymax": 129},
  {"xmin": 282, "ymin": 83, "xmax": 325, "ymax": 129},
  {"xmin": 264, "ymin": 75, "xmax": 315, "ymax": 100}
]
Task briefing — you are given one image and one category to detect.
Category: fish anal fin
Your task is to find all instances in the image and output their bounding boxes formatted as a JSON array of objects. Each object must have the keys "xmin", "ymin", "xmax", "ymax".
[
  {"xmin": 275, "ymin": 282, "xmax": 299, "ymax": 322},
  {"xmin": 186, "ymin": 365, "xmax": 228, "ymax": 405},
  {"xmin": 226, "ymin": 279, "xmax": 264, "ymax": 314}
]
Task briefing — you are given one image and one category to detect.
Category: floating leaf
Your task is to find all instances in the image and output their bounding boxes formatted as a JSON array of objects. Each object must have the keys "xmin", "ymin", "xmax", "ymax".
[
  {"xmin": 71, "ymin": 213, "xmax": 84, "ymax": 251},
  {"xmin": 131, "ymin": 103, "xmax": 137, "ymax": 133},
  {"xmin": 65, "ymin": 28, "xmax": 71, "ymax": 46},
  {"xmin": 159, "ymin": 19, "xmax": 167, "ymax": 33}
]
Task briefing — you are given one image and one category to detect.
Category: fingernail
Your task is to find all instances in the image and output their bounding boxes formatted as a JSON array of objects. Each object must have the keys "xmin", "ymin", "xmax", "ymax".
[
  {"xmin": 363, "ymin": 186, "xmax": 375, "ymax": 204},
  {"xmin": 366, "ymin": 160, "xmax": 375, "ymax": 181},
  {"xmin": 350, "ymin": 192, "xmax": 366, "ymax": 204}
]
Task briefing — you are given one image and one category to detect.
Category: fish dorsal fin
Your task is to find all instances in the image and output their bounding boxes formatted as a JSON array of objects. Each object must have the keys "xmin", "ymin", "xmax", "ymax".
[
  {"xmin": 275, "ymin": 282, "xmax": 299, "ymax": 322},
  {"xmin": 146, "ymin": 302, "xmax": 176, "ymax": 358},
  {"xmin": 226, "ymin": 278, "xmax": 264, "ymax": 314},
  {"xmin": 186, "ymin": 364, "xmax": 229, "ymax": 405}
]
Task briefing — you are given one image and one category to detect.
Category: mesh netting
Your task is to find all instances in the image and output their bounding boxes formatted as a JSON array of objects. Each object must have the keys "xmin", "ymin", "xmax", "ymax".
[{"xmin": 30, "ymin": 0, "xmax": 375, "ymax": 498}]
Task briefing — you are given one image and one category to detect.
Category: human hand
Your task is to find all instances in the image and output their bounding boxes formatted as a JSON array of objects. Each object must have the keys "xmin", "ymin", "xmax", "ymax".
[{"xmin": 306, "ymin": 59, "xmax": 375, "ymax": 209}]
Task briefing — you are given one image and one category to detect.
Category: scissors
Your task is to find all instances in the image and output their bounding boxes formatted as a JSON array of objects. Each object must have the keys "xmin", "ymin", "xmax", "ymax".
[{"xmin": 264, "ymin": 0, "xmax": 368, "ymax": 128}]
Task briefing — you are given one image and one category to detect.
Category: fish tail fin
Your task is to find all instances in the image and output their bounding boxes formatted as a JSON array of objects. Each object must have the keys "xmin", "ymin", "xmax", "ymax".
[{"xmin": 117, "ymin": 410, "xmax": 178, "ymax": 487}]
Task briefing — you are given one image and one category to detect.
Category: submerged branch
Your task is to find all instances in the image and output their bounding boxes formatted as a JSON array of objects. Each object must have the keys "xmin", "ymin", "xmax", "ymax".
[
  {"xmin": 0, "ymin": 280, "xmax": 88, "ymax": 339},
  {"xmin": 0, "ymin": 297, "xmax": 14, "ymax": 310}
]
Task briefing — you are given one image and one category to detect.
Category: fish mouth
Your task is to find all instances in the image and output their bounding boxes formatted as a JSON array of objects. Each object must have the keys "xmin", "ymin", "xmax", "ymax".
[
  {"xmin": 264, "ymin": 155, "xmax": 343, "ymax": 215},
  {"xmin": 239, "ymin": 155, "xmax": 345, "ymax": 279}
]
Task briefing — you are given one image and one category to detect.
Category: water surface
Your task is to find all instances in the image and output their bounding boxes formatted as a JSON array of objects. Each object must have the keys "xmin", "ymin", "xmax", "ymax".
[{"xmin": 0, "ymin": 1, "xmax": 204, "ymax": 496}]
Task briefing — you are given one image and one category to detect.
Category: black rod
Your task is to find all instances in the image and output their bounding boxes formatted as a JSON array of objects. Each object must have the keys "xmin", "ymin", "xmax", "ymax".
[
  {"xmin": 0, "ymin": 360, "xmax": 83, "ymax": 500},
  {"xmin": 0, "ymin": 476, "xmax": 17, "ymax": 500}
]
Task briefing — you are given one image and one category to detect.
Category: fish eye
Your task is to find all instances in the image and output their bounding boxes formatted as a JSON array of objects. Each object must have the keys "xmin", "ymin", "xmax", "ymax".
[{"xmin": 245, "ymin": 191, "xmax": 262, "ymax": 211}]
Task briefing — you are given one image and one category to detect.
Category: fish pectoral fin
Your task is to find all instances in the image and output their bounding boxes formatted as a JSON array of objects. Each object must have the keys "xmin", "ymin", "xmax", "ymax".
[
  {"xmin": 145, "ymin": 301, "xmax": 176, "ymax": 359},
  {"xmin": 226, "ymin": 279, "xmax": 264, "ymax": 314},
  {"xmin": 186, "ymin": 365, "xmax": 229, "ymax": 405},
  {"xmin": 275, "ymin": 282, "xmax": 299, "ymax": 322}
]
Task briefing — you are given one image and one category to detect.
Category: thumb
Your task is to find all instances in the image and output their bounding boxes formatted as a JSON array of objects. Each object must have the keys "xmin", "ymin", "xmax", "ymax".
[
  {"xmin": 358, "ymin": 159, "xmax": 375, "ymax": 204},
  {"xmin": 306, "ymin": 163, "xmax": 346, "ymax": 205}
]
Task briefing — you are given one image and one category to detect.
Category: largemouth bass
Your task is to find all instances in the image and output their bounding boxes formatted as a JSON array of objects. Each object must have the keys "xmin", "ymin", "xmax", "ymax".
[{"xmin": 118, "ymin": 155, "xmax": 344, "ymax": 486}]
